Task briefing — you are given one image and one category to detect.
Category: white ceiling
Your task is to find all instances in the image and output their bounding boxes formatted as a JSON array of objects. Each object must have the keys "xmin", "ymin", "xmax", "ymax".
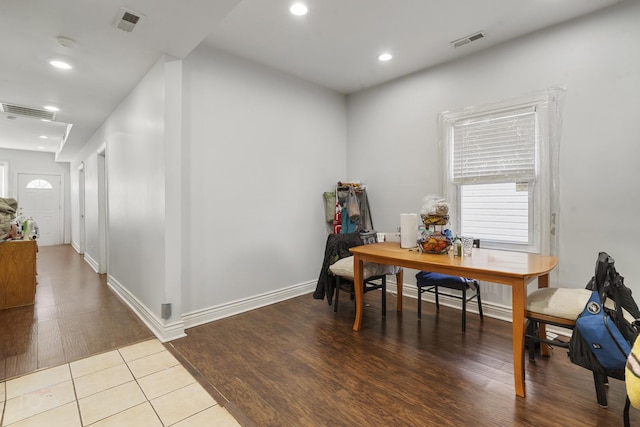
[{"xmin": 0, "ymin": 0, "xmax": 624, "ymax": 162}]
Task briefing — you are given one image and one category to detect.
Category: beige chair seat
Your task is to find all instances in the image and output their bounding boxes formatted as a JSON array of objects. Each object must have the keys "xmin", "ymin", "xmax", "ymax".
[
  {"xmin": 329, "ymin": 256, "xmax": 402, "ymax": 316},
  {"xmin": 526, "ymin": 287, "xmax": 592, "ymax": 320},
  {"xmin": 329, "ymin": 256, "xmax": 401, "ymax": 279}
]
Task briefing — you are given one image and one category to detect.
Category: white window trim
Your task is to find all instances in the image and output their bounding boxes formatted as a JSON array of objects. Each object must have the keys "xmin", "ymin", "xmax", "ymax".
[
  {"xmin": 0, "ymin": 161, "xmax": 7, "ymax": 197},
  {"xmin": 438, "ymin": 88, "xmax": 565, "ymax": 256}
]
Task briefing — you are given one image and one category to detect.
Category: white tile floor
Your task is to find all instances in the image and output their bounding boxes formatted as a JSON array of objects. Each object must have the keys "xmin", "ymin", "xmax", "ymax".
[{"xmin": 0, "ymin": 339, "xmax": 240, "ymax": 426}]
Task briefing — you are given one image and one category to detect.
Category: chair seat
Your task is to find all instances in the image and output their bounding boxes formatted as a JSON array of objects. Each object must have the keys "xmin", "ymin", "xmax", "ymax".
[
  {"xmin": 416, "ymin": 271, "xmax": 476, "ymax": 291},
  {"xmin": 415, "ymin": 271, "xmax": 482, "ymax": 332},
  {"xmin": 329, "ymin": 256, "xmax": 401, "ymax": 280},
  {"xmin": 526, "ymin": 288, "xmax": 592, "ymax": 320},
  {"xmin": 329, "ymin": 255, "xmax": 402, "ymax": 316}
]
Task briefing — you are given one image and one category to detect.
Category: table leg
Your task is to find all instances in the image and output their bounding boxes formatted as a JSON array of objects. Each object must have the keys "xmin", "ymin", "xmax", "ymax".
[
  {"xmin": 395, "ymin": 270, "xmax": 403, "ymax": 312},
  {"xmin": 512, "ymin": 282, "xmax": 526, "ymax": 397},
  {"xmin": 352, "ymin": 254, "xmax": 364, "ymax": 331},
  {"xmin": 537, "ymin": 274, "xmax": 551, "ymax": 357}
]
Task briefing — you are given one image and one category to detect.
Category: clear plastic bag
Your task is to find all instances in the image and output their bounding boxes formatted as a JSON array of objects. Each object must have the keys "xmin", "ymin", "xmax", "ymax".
[{"xmin": 347, "ymin": 186, "xmax": 360, "ymax": 221}]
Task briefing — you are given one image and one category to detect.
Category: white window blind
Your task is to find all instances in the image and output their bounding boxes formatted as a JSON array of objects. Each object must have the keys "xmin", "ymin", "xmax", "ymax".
[
  {"xmin": 461, "ymin": 182, "xmax": 530, "ymax": 244},
  {"xmin": 452, "ymin": 107, "xmax": 536, "ymax": 185}
]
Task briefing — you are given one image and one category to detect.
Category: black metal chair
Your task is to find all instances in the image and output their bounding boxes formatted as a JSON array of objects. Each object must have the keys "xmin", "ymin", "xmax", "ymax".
[
  {"xmin": 415, "ymin": 271, "xmax": 483, "ymax": 332},
  {"xmin": 329, "ymin": 255, "xmax": 400, "ymax": 316}
]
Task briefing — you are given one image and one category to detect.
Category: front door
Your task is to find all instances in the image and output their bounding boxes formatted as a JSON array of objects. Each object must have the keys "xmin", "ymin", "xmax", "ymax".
[{"xmin": 17, "ymin": 172, "xmax": 63, "ymax": 246}]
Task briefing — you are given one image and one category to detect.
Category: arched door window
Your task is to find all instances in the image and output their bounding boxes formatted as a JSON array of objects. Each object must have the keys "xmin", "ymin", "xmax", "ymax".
[{"xmin": 26, "ymin": 179, "xmax": 53, "ymax": 189}]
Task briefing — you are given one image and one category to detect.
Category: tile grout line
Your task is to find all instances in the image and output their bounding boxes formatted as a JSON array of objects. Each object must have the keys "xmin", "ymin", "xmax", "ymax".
[{"xmin": 68, "ymin": 362, "xmax": 85, "ymax": 427}]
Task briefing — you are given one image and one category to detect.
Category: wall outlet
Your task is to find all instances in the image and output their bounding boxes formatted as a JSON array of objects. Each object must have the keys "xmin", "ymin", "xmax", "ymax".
[{"xmin": 161, "ymin": 303, "xmax": 172, "ymax": 319}]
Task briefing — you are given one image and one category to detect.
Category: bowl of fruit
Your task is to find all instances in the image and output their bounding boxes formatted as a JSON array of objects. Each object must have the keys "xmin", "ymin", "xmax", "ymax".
[{"xmin": 418, "ymin": 232, "xmax": 452, "ymax": 254}]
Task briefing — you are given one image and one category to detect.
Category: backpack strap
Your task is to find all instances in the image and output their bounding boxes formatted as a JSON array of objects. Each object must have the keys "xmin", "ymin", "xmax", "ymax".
[{"xmin": 624, "ymin": 395, "xmax": 631, "ymax": 427}]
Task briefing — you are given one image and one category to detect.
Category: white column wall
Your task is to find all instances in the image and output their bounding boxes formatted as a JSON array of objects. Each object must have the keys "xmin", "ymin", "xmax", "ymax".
[
  {"xmin": 181, "ymin": 45, "xmax": 347, "ymax": 315},
  {"xmin": 346, "ymin": 2, "xmax": 640, "ymax": 306},
  {"xmin": 70, "ymin": 57, "xmax": 171, "ymax": 338},
  {"xmin": 106, "ymin": 58, "xmax": 167, "ymax": 322}
]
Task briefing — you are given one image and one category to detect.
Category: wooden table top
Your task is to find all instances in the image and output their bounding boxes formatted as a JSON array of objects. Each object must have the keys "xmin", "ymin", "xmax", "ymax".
[{"xmin": 349, "ymin": 242, "xmax": 558, "ymax": 287}]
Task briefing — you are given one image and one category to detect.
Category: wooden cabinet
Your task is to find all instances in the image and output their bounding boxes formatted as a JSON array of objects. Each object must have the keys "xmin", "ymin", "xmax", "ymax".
[{"xmin": 0, "ymin": 240, "xmax": 37, "ymax": 310}]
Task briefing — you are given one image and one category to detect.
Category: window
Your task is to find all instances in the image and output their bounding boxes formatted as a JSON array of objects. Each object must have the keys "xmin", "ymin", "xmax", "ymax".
[
  {"xmin": 439, "ymin": 88, "xmax": 565, "ymax": 255},
  {"xmin": 26, "ymin": 179, "xmax": 53, "ymax": 189},
  {"xmin": 0, "ymin": 161, "xmax": 6, "ymax": 197}
]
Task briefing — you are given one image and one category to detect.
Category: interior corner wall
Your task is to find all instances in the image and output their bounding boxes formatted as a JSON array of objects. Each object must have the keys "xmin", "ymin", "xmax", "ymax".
[
  {"xmin": 70, "ymin": 57, "xmax": 169, "ymax": 330},
  {"xmin": 0, "ymin": 148, "xmax": 71, "ymax": 244},
  {"xmin": 346, "ymin": 1, "xmax": 640, "ymax": 306},
  {"xmin": 181, "ymin": 45, "xmax": 347, "ymax": 316}
]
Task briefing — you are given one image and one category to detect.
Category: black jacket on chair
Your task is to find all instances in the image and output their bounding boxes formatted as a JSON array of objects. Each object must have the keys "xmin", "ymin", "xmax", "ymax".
[{"xmin": 313, "ymin": 232, "xmax": 363, "ymax": 305}]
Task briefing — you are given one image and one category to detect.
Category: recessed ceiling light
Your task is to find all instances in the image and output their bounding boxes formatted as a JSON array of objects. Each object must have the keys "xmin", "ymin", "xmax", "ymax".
[
  {"xmin": 38, "ymin": 146, "xmax": 46, "ymax": 150},
  {"xmin": 39, "ymin": 135, "xmax": 48, "ymax": 139},
  {"xmin": 44, "ymin": 105, "xmax": 59, "ymax": 112},
  {"xmin": 378, "ymin": 53, "xmax": 393, "ymax": 62},
  {"xmin": 290, "ymin": 3, "xmax": 308, "ymax": 16},
  {"xmin": 48, "ymin": 59, "xmax": 73, "ymax": 70}
]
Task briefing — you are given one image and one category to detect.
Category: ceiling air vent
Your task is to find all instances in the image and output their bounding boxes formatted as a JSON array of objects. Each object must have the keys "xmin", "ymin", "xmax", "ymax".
[
  {"xmin": 113, "ymin": 8, "xmax": 144, "ymax": 33},
  {"xmin": 451, "ymin": 31, "xmax": 486, "ymax": 48},
  {"xmin": 0, "ymin": 103, "xmax": 55, "ymax": 120}
]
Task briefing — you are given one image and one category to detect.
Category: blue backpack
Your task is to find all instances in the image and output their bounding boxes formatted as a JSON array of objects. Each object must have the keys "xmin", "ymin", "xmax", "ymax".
[{"xmin": 569, "ymin": 252, "xmax": 640, "ymax": 379}]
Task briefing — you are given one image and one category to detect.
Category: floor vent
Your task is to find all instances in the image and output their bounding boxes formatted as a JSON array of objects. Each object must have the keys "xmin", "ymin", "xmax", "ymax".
[
  {"xmin": 0, "ymin": 103, "xmax": 55, "ymax": 120},
  {"xmin": 452, "ymin": 31, "xmax": 486, "ymax": 48}
]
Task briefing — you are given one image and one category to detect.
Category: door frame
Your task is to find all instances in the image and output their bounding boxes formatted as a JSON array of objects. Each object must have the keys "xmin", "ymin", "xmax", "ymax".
[
  {"xmin": 97, "ymin": 144, "xmax": 108, "ymax": 274},
  {"xmin": 78, "ymin": 162, "xmax": 86, "ymax": 253},
  {"xmin": 14, "ymin": 170, "xmax": 65, "ymax": 246}
]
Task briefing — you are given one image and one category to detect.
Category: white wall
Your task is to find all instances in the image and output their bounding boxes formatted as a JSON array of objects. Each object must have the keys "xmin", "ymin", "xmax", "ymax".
[
  {"xmin": 0, "ymin": 147, "xmax": 71, "ymax": 244},
  {"xmin": 181, "ymin": 45, "xmax": 347, "ymax": 318},
  {"xmin": 70, "ymin": 57, "xmax": 175, "ymax": 339},
  {"xmin": 346, "ymin": 1, "xmax": 640, "ymax": 306}
]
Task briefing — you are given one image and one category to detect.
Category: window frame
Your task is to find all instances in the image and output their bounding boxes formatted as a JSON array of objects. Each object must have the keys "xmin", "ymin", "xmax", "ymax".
[{"xmin": 0, "ymin": 161, "xmax": 7, "ymax": 198}]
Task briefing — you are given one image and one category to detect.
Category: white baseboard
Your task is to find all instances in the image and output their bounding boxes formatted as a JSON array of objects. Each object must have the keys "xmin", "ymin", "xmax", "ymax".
[
  {"xmin": 107, "ymin": 275, "xmax": 186, "ymax": 343},
  {"xmin": 84, "ymin": 253, "xmax": 99, "ymax": 273},
  {"xmin": 181, "ymin": 281, "xmax": 317, "ymax": 330},
  {"xmin": 71, "ymin": 241, "xmax": 81, "ymax": 254},
  {"xmin": 107, "ymin": 275, "xmax": 570, "ymax": 345}
]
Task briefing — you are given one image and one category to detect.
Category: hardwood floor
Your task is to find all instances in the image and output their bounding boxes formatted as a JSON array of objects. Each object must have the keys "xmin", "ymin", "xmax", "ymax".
[
  {"xmin": 170, "ymin": 293, "xmax": 639, "ymax": 426},
  {"xmin": 2, "ymin": 245, "xmax": 637, "ymax": 425},
  {"xmin": 0, "ymin": 244, "xmax": 154, "ymax": 381}
]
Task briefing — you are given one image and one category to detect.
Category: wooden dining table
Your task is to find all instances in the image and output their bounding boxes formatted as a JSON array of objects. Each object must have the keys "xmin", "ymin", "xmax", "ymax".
[{"xmin": 348, "ymin": 241, "xmax": 558, "ymax": 398}]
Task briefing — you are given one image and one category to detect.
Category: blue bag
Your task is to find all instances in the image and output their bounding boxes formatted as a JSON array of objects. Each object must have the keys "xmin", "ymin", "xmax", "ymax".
[
  {"xmin": 575, "ymin": 291, "xmax": 631, "ymax": 370},
  {"xmin": 569, "ymin": 252, "xmax": 640, "ymax": 380}
]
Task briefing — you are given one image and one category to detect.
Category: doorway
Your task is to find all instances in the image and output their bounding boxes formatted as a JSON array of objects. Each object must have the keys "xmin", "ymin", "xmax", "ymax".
[
  {"xmin": 97, "ymin": 148, "xmax": 108, "ymax": 274},
  {"xmin": 17, "ymin": 172, "xmax": 63, "ymax": 246}
]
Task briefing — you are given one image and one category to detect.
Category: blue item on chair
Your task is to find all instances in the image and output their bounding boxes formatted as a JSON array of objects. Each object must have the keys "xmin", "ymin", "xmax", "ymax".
[{"xmin": 415, "ymin": 271, "xmax": 483, "ymax": 332}]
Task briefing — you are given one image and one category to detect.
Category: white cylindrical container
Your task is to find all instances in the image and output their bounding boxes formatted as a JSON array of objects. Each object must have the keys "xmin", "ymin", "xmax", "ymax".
[{"xmin": 400, "ymin": 213, "xmax": 419, "ymax": 248}]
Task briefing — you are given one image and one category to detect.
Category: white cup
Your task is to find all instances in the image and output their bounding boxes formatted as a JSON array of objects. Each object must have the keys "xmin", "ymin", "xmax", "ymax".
[{"xmin": 462, "ymin": 236, "xmax": 473, "ymax": 256}]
